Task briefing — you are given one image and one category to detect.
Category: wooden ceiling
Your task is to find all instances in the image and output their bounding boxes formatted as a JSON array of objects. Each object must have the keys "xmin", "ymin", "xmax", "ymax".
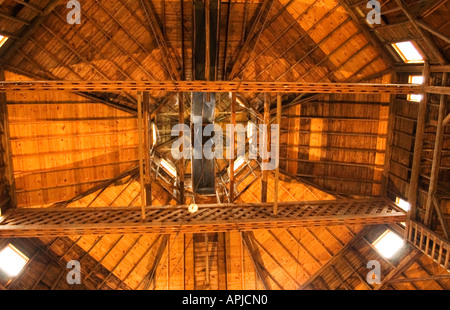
[{"xmin": 0, "ymin": 0, "xmax": 449, "ymax": 290}]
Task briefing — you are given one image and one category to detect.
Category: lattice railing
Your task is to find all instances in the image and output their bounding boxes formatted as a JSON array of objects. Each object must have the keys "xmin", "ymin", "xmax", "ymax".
[{"xmin": 0, "ymin": 198, "xmax": 405, "ymax": 237}]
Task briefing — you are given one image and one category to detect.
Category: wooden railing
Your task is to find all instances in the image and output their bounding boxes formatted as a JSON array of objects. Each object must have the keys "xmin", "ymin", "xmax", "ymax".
[{"xmin": 406, "ymin": 219, "xmax": 450, "ymax": 271}]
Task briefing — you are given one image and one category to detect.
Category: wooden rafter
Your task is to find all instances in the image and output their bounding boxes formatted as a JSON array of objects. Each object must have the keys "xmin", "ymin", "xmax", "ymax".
[
  {"xmin": 228, "ymin": 0, "xmax": 274, "ymax": 80},
  {"xmin": 336, "ymin": 0, "xmax": 394, "ymax": 68},
  {"xmin": 140, "ymin": 0, "xmax": 180, "ymax": 80},
  {"xmin": 0, "ymin": 0, "xmax": 60, "ymax": 62},
  {"xmin": 240, "ymin": 231, "xmax": 274, "ymax": 290}
]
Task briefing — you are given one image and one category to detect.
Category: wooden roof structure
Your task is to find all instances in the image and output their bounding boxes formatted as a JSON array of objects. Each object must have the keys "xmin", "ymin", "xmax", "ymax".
[{"xmin": 0, "ymin": 0, "xmax": 449, "ymax": 290}]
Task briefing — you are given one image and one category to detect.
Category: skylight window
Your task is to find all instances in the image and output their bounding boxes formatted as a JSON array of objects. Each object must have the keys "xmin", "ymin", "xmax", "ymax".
[
  {"xmin": 395, "ymin": 197, "xmax": 410, "ymax": 212},
  {"xmin": 151, "ymin": 123, "xmax": 157, "ymax": 147},
  {"xmin": 407, "ymin": 75, "xmax": 424, "ymax": 102},
  {"xmin": 234, "ymin": 156, "xmax": 245, "ymax": 171},
  {"xmin": 373, "ymin": 230, "xmax": 405, "ymax": 259},
  {"xmin": 0, "ymin": 35, "xmax": 8, "ymax": 48},
  {"xmin": 0, "ymin": 244, "xmax": 28, "ymax": 277},
  {"xmin": 392, "ymin": 41, "xmax": 424, "ymax": 63},
  {"xmin": 161, "ymin": 158, "xmax": 177, "ymax": 178}
]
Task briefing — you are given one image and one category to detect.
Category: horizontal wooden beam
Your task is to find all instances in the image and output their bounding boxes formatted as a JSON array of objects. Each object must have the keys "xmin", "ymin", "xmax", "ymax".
[
  {"xmin": 425, "ymin": 86, "xmax": 450, "ymax": 96},
  {"xmin": 0, "ymin": 80, "xmax": 424, "ymax": 94},
  {"xmin": 394, "ymin": 64, "xmax": 450, "ymax": 73},
  {"xmin": 0, "ymin": 198, "xmax": 405, "ymax": 237}
]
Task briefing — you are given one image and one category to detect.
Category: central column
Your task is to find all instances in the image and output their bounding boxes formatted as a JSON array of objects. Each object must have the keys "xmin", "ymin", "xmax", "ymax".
[{"xmin": 191, "ymin": 0, "xmax": 219, "ymax": 195}]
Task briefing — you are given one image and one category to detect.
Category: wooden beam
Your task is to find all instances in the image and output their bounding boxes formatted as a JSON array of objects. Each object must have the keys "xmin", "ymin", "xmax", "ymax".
[
  {"xmin": 0, "ymin": 199, "xmax": 406, "ymax": 237},
  {"xmin": 139, "ymin": 0, "xmax": 180, "ymax": 80},
  {"xmin": 415, "ymin": 19, "xmax": 450, "ymax": 45},
  {"xmin": 240, "ymin": 232, "xmax": 274, "ymax": 290},
  {"xmin": 424, "ymin": 73, "xmax": 447, "ymax": 226},
  {"xmin": 178, "ymin": 93, "xmax": 185, "ymax": 204},
  {"xmin": 337, "ymin": 0, "xmax": 394, "ymax": 68},
  {"xmin": 389, "ymin": 274, "xmax": 450, "ymax": 284},
  {"xmin": 408, "ymin": 62, "xmax": 430, "ymax": 220},
  {"xmin": 375, "ymin": 248, "xmax": 423, "ymax": 290},
  {"xmin": 229, "ymin": 92, "xmax": 236, "ymax": 202},
  {"xmin": 298, "ymin": 227, "xmax": 371, "ymax": 290},
  {"xmin": 432, "ymin": 196, "xmax": 450, "ymax": 241},
  {"xmin": 394, "ymin": 64, "xmax": 450, "ymax": 73},
  {"xmin": 143, "ymin": 92, "xmax": 152, "ymax": 206},
  {"xmin": 143, "ymin": 235, "xmax": 169, "ymax": 290},
  {"xmin": 381, "ymin": 71, "xmax": 398, "ymax": 197},
  {"xmin": 261, "ymin": 93, "xmax": 269, "ymax": 203},
  {"xmin": 0, "ymin": 12, "xmax": 30, "ymax": 25},
  {"xmin": 0, "ymin": 80, "xmax": 424, "ymax": 94},
  {"xmin": 49, "ymin": 166, "xmax": 139, "ymax": 208},
  {"xmin": 444, "ymin": 113, "xmax": 450, "ymax": 127},
  {"xmin": 0, "ymin": 67, "xmax": 16, "ymax": 214},
  {"xmin": 393, "ymin": 0, "xmax": 447, "ymax": 65},
  {"xmin": 273, "ymin": 93, "xmax": 281, "ymax": 214},
  {"xmin": 0, "ymin": 0, "xmax": 60, "ymax": 62},
  {"xmin": 228, "ymin": 0, "xmax": 273, "ymax": 79},
  {"xmin": 426, "ymin": 86, "xmax": 450, "ymax": 96},
  {"xmin": 137, "ymin": 92, "xmax": 146, "ymax": 220}
]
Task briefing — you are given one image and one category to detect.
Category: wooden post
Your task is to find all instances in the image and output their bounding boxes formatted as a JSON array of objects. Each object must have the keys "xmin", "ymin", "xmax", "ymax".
[
  {"xmin": 229, "ymin": 92, "xmax": 236, "ymax": 202},
  {"xmin": 137, "ymin": 92, "xmax": 146, "ymax": 220},
  {"xmin": 424, "ymin": 72, "xmax": 448, "ymax": 227},
  {"xmin": 178, "ymin": 92, "xmax": 185, "ymax": 204},
  {"xmin": 274, "ymin": 93, "xmax": 281, "ymax": 214},
  {"xmin": 261, "ymin": 93, "xmax": 270, "ymax": 203},
  {"xmin": 381, "ymin": 71, "xmax": 397, "ymax": 198},
  {"xmin": 0, "ymin": 67, "xmax": 16, "ymax": 214},
  {"xmin": 143, "ymin": 91, "xmax": 152, "ymax": 206},
  {"xmin": 408, "ymin": 62, "xmax": 430, "ymax": 221}
]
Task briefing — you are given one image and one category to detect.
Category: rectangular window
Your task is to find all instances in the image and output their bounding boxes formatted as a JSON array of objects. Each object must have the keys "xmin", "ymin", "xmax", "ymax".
[
  {"xmin": 395, "ymin": 197, "xmax": 410, "ymax": 212},
  {"xmin": 0, "ymin": 35, "xmax": 8, "ymax": 48},
  {"xmin": 0, "ymin": 244, "xmax": 28, "ymax": 277},
  {"xmin": 161, "ymin": 158, "xmax": 177, "ymax": 178},
  {"xmin": 392, "ymin": 41, "xmax": 424, "ymax": 63},
  {"xmin": 407, "ymin": 75, "xmax": 424, "ymax": 102},
  {"xmin": 373, "ymin": 230, "xmax": 405, "ymax": 259}
]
